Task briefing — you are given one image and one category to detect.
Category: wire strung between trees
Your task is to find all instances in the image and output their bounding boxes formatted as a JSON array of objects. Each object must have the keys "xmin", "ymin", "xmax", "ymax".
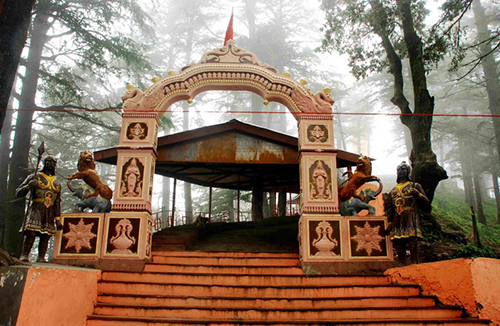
[{"xmin": 1, "ymin": 107, "xmax": 500, "ymax": 118}]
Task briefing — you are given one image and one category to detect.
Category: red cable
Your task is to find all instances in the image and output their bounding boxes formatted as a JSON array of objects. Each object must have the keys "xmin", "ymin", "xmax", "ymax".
[{"xmin": 2, "ymin": 107, "xmax": 499, "ymax": 118}]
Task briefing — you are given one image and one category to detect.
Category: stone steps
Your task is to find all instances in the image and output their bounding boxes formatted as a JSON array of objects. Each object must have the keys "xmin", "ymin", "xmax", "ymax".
[
  {"xmin": 87, "ymin": 316, "xmax": 490, "ymax": 326},
  {"xmin": 144, "ymin": 263, "xmax": 305, "ymax": 275},
  {"xmin": 151, "ymin": 256, "xmax": 301, "ymax": 266},
  {"xmin": 101, "ymin": 272, "xmax": 392, "ymax": 287},
  {"xmin": 97, "ymin": 281, "xmax": 422, "ymax": 298},
  {"xmin": 87, "ymin": 250, "xmax": 490, "ymax": 326},
  {"xmin": 92, "ymin": 305, "xmax": 463, "ymax": 320},
  {"xmin": 96, "ymin": 294, "xmax": 438, "ymax": 310}
]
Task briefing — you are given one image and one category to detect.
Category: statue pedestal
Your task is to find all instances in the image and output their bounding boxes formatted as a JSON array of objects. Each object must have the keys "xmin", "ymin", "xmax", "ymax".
[
  {"xmin": 51, "ymin": 212, "xmax": 153, "ymax": 271},
  {"xmin": 51, "ymin": 213, "xmax": 105, "ymax": 267},
  {"xmin": 299, "ymin": 214, "xmax": 395, "ymax": 275}
]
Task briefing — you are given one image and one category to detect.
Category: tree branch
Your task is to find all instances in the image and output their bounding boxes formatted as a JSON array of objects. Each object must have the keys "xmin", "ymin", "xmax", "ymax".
[
  {"xmin": 368, "ymin": 0, "xmax": 412, "ymax": 126},
  {"xmin": 454, "ymin": 41, "xmax": 500, "ymax": 81}
]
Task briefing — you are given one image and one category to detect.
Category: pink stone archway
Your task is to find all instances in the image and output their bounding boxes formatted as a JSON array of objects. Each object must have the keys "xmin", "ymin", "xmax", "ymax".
[
  {"xmin": 53, "ymin": 40, "xmax": 393, "ymax": 272},
  {"xmin": 112, "ymin": 40, "xmax": 339, "ymax": 266},
  {"xmin": 121, "ymin": 40, "xmax": 334, "ymax": 120}
]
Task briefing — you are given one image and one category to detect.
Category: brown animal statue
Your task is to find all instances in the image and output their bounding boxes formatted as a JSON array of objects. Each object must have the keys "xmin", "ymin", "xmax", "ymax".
[
  {"xmin": 338, "ymin": 155, "xmax": 382, "ymax": 202},
  {"xmin": 68, "ymin": 151, "xmax": 113, "ymax": 200}
]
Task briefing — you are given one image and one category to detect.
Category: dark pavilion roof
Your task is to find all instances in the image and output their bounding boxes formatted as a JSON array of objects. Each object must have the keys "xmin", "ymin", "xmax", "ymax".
[{"xmin": 94, "ymin": 119, "xmax": 361, "ymax": 192}]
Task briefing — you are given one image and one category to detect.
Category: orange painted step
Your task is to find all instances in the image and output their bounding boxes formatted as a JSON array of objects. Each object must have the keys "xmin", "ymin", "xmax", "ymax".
[
  {"xmin": 92, "ymin": 305, "xmax": 463, "ymax": 321},
  {"xmin": 101, "ymin": 272, "xmax": 392, "ymax": 287},
  {"xmin": 87, "ymin": 316, "xmax": 491, "ymax": 326},
  {"xmin": 152, "ymin": 256, "xmax": 300, "ymax": 266},
  {"xmin": 143, "ymin": 264, "xmax": 304, "ymax": 275},
  {"xmin": 152, "ymin": 251, "xmax": 299, "ymax": 258},
  {"xmin": 97, "ymin": 282, "xmax": 421, "ymax": 298},
  {"xmin": 97, "ymin": 294, "xmax": 437, "ymax": 310}
]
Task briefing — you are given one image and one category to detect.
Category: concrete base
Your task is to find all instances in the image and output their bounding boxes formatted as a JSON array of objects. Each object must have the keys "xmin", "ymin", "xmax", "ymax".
[
  {"xmin": 385, "ymin": 258, "xmax": 500, "ymax": 326},
  {"xmin": 0, "ymin": 266, "xmax": 28, "ymax": 325},
  {"xmin": 0, "ymin": 263, "xmax": 100, "ymax": 326},
  {"xmin": 51, "ymin": 257, "xmax": 148, "ymax": 272}
]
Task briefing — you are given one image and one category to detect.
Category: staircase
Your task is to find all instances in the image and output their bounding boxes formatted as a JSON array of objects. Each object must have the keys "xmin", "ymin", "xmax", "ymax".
[
  {"xmin": 151, "ymin": 229, "xmax": 199, "ymax": 252},
  {"xmin": 87, "ymin": 250, "xmax": 490, "ymax": 326}
]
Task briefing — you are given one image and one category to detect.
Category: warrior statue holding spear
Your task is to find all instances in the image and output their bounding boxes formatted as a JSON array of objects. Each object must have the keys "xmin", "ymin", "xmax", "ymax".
[
  {"xmin": 15, "ymin": 143, "xmax": 62, "ymax": 262},
  {"xmin": 384, "ymin": 160, "xmax": 430, "ymax": 264}
]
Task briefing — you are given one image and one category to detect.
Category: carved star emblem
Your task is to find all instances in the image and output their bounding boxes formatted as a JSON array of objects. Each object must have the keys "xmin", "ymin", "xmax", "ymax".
[
  {"xmin": 351, "ymin": 221, "xmax": 383, "ymax": 256},
  {"xmin": 63, "ymin": 219, "xmax": 97, "ymax": 253}
]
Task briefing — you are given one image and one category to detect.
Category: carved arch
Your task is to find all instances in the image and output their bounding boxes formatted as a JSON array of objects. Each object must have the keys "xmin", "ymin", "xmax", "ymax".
[{"xmin": 121, "ymin": 40, "xmax": 334, "ymax": 120}]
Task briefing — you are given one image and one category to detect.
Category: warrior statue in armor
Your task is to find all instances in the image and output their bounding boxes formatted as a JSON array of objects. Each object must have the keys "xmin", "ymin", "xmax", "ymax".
[
  {"xmin": 385, "ymin": 161, "xmax": 430, "ymax": 264},
  {"xmin": 16, "ymin": 155, "xmax": 62, "ymax": 262}
]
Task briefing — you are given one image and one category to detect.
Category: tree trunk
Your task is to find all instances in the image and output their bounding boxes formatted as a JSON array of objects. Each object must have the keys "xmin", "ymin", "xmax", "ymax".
[
  {"xmin": 438, "ymin": 140, "xmax": 446, "ymax": 192},
  {"xmin": 0, "ymin": 100, "xmax": 14, "ymax": 247},
  {"xmin": 4, "ymin": 0, "xmax": 52, "ymax": 255},
  {"xmin": 228, "ymin": 190, "xmax": 235, "ymax": 222},
  {"xmin": 473, "ymin": 0, "xmax": 500, "ymax": 161},
  {"xmin": 182, "ymin": 24, "xmax": 194, "ymax": 225},
  {"xmin": 492, "ymin": 171, "xmax": 500, "ymax": 224},
  {"xmin": 251, "ymin": 185, "xmax": 264, "ymax": 221},
  {"xmin": 0, "ymin": 0, "xmax": 36, "ymax": 133},
  {"xmin": 396, "ymin": 0, "xmax": 447, "ymax": 203},
  {"xmin": 459, "ymin": 139, "xmax": 475, "ymax": 206},
  {"xmin": 369, "ymin": 0, "xmax": 447, "ymax": 203},
  {"xmin": 270, "ymin": 192, "xmax": 276, "ymax": 217},
  {"xmin": 472, "ymin": 171, "xmax": 486, "ymax": 224},
  {"xmin": 184, "ymin": 182, "xmax": 193, "ymax": 224},
  {"xmin": 162, "ymin": 176, "xmax": 170, "ymax": 227},
  {"xmin": 263, "ymin": 192, "xmax": 270, "ymax": 218},
  {"xmin": 244, "ymin": 0, "xmax": 263, "ymax": 127}
]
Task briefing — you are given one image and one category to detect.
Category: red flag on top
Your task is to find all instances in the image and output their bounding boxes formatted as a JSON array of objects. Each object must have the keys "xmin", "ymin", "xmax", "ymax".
[{"xmin": 224, "ymin": 9, "xmax": 234, "ymax": 46}]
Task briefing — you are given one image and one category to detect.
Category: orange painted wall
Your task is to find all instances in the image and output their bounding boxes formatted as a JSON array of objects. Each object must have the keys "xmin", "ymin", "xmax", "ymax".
[
  {"xmin": 385, "ymin": 258, "xmax": 500, "ymax": 325},
  {"xmin": 16, "ymin": 265, "xmax": 101, "ymax": 326},
  {"xmin": 470, "ymin": 258, "xmax": 500, "ymax": 324}
]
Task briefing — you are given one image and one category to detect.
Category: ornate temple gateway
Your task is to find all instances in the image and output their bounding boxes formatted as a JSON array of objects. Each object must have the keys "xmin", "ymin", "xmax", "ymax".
[
  {"xmin": 4, "ymin": 39, "xmax": 498, "ymax": 326},
  {"xmin": 51, "ymin": 40, "xmax": 393, "ymax": 273}
]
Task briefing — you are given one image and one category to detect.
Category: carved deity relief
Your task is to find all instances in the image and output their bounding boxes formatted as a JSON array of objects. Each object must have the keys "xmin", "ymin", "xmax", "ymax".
[
  {"xmin": 312, "ymin": 221, "xmax": 339, "ymax": 257},
  {"xmin": 307, "ymin": 124, "xmax": 329, "ymax": 143},
  {"xmin": 308, "ymin": 159, "xmax": 333, "ymax": 201},
  {"xmin": 126, "ymin": 122, "xmax": 148, "ymax": 141},
  {"xmin": 109, "ymin": 218, "xmax": 137, "ymax": 254},
  {"xmin": 119, "ymin": 157, "xmax": 145, "ymax": 198}
]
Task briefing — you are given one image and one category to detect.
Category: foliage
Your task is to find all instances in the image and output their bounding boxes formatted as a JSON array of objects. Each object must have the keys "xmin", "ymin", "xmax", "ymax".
[
  {"xmin": 450, "ymin": 244, "xmax": 499, "ymax": 259},
  {"xmin": 431, "ymin": 187, "xmax": 500, "ymax": 254},
  {"xmin": 319, "ymin": 0, "xmax": 431, "ymax": 78},
  {"xmin": 37, "ymin": 0, "xmax": 154, "ymax": 106}
]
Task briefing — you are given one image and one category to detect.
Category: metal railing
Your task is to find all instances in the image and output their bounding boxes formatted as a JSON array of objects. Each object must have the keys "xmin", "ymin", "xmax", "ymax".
[
  {"xmin": 152, "ymin": 205, "xmax": 299, "ymax": 233},
  {"xmin": 151, "ymin": 208, "xmax": 254, "ymax": 232}
]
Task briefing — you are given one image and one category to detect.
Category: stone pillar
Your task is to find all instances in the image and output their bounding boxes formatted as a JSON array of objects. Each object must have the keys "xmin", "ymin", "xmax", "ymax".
[
  {"xmin": 101, "ymin": 112, "xmax": 159, "ymax": 270},
  {"xmin": 298, "ymin": 115, "xmax": 339, "ymax": 266},
  {"xmin": 297, "ymin": 114, "xmax": 394, "ymax": 274},
  {"xmin": 298, "ymin": 115, "xmax": 338, "ymax": 214}
]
